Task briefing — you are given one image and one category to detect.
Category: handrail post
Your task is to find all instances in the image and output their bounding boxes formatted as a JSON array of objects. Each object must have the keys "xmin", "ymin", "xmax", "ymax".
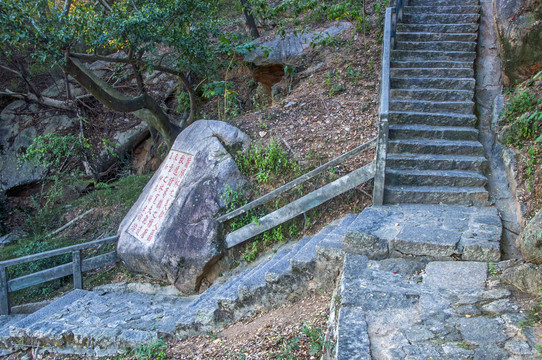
[
  {"xmin": 373, "ymin": 116, "xmax": 389, "ymax": 205},
  {"xmin": 0, "ymin": 266, "xmax": 10, "ymax": 315},
  {"xmin": 72, "ymin": 250, "xmax": 82, "ymax": 290}
]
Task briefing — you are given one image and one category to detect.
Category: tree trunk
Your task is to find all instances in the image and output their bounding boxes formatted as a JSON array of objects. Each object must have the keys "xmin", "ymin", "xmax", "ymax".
[
  {"xmin": 177, "ymin": 72, "xmax": 197, "ymax": 128},
  {"xmin": 65, "ymin": 57, "xmax": 179, "ymax": 147},
  {"xmin": 240, "ymin": 0, "xmax": 260, "ymax": 39}
]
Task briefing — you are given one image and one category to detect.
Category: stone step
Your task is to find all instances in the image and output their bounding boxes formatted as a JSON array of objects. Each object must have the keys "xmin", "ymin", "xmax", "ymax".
[
  {"xmin": 403, "ymin": 5, "xmax": 481, "ymax": 14},
  {"xmin": 334, "ymin": 307, "xmax": 371, "ymax": 360},
  {"xmin": 388, "ymin": 124, "xmax": 479, "ymax": 141},
  {"xmin": 385, "ymin": 169, "xmax": 488, "ymax": 187},
  {"xmin": 403, "ymin": 13, "xmax": 480, "ymax": 24},
  {"xmin": 290, "ymin": 225, "xmax": 337, "ymax": 269},
  {"xmin": 409, "ymin": 0, "xmax": 480, "ymax": 6},
  {"xmin": 390, "ymin": 88, "xmax": 474, "ymax": 101},
  {"xmin": 391, "ymin": 60, "xmax": 473, "ymax": 69},
  {"xmin": 396, "ymin": 31, "xmax": 478, "ymax": 42},
  {"xmin": 388, "ymin": 139, "xmax": 485, "ymax": 156},
  {"xmin": 390, "ymin": 67, "xmax": 474, "ymax": 78},
  {"xmin": 346, "ymin": 205, "xmax": 501, "ymax": 260},
  {"xmin": 395, "ymin": 40, "xmax": 477, "ymax": 52},
  {"xmin": 390, "ymin": 100, "xmax": 474, "ymax": 114},
  {"xmin": 389, "ymin": 111, "xmax": 477, "ymax": 127},
  {"xmin": 384, "ymin": 185, "xmax": 489, "ymax": 205},
  {"xmin": 396, "ymin": 23, "xmax": 479, "ymax": 34},
  {"xmin": 391, "ymin": 76, "xmax": 475, "ymax": 91},
  {"xmin": 386, "ymin": 153, "xmax": 488, "ymax": 172},
  {"xmin": 392, "ymin": 50, "xmax": 476, "ymax": 62}
]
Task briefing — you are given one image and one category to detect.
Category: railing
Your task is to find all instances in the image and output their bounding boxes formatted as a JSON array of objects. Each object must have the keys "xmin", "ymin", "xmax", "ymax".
[
  {"xmin": 219, "ymin": 138, "xmax": 377, "ymax": 248},
  {"xmin": 0, "ymin": 235, "xmax": 119, "ymax": 315},
  {"xmin": 373, "ymin": 0, "xmax": 407, "ymax": 205}
]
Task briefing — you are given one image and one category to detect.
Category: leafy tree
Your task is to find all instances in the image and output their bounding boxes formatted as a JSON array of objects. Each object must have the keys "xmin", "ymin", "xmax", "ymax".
[{"xmin": 0, "ymin": 0, "xmax": 222, "ymax": 147}]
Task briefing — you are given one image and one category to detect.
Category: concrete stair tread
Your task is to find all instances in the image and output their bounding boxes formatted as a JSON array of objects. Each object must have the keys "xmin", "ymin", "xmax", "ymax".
[
  {"xmin": 389, "ymin": 138, "xmax": 483, "ymax": 146},
  {"xmin": 385, "ymin": 185, "xmax": 488, "ymax": 195},
  {"xmin": 389, "ymin": 88, "xmax": 474, "ymax": 101},
  {"xmin": 389, "ymin": 110, "xmax": 476, "ymax": 118},
  {"xmin": 390, "ymin": 99, "xmax": 474, "ymax": 106},
  {"xmin": 389, "ymin": 124, "xmax": 478, "ymax": 132},
  {"xmin": 396, "ymin": 23, "xmax": 479, "ymax": 34},
  {"xmin": 391, "ymin": 60, "xmax": 473, "ymax": 68},
  {"xmin": 403, "ymin": 5, "xmax": 480, "ymax": 13},
  {"xmin": 386, "ymin": 169, "xmax": 487, "ymax": 183},
  {"xmin": 345, "ymin": 205, "xmax": 500, "ymax": 260}
]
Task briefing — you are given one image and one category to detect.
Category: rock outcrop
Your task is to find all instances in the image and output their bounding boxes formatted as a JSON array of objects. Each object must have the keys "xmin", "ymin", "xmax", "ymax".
[
  {"xmin": 493, "ymin": 0, "xmax": 542, "ymax": 83},
  {"xmin": 517, "ymin": 209, "xmax": 542, "ymax": 264},
  {"xmin": 117, "ymin": 120, "xmax": 250, "ymax": 294}
]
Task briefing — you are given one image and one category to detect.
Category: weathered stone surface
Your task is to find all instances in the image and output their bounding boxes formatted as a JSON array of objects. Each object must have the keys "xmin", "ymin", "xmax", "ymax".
[
  {"xmin": 117, "ymin": 120, "xmax": 250, "ymax": 294},
  {"xmin": 517, "ymin": 209, "xmax": 542, "ymax": 264},
  {"xmin": 424, "ymin": 261, "xmax": 487, "ymax": 292},
  {"xmin": 501, "ymin": 262, "xmax": 542, "ymax": 295},
  {"xmin": 346, "ymin": 205, "xmax": 502, "ymax": 261},
  {"xmin": 244, "ymin": 22, "xmax": 352, "ymax": 67},
  {"xmin": 493, "ymin": 0, "xmax": 542, "ymax": 83}
]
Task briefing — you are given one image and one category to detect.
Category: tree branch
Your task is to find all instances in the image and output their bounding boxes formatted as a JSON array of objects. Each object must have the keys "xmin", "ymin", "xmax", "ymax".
[
  {"xmin": 0, "ymin": 89, "xmax": 73, "ymax": 111},
  {"xmin": 65, "ymin": 57, "xmax": 179, "ymax": 146}
]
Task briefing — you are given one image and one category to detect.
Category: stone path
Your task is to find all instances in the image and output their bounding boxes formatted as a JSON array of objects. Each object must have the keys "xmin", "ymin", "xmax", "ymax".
[
  {"xmin": 332, "ymin": 255, "xmax": 538, "ymax": 359},
  {"xmin": 0, "ymin": 208, "xmax": 538, "ymax": 358},
  {"xmin": 0, "ymin": 216, "xmax": 354, "ymax": 356}
]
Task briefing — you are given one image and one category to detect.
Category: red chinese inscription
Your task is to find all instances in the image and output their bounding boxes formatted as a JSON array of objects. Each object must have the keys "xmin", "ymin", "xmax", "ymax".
[{"xmin": 128, "ymin": 150, "xmax": 194, "ymax": 243}]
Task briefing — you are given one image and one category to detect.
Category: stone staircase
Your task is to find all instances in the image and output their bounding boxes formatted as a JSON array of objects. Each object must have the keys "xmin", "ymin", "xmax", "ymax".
[
  {"xmin": 384, "ymin": 0, "xmax": 490, "ymax": 205},
  {"xmin": 0, "ymin": 209, "xmax": 534, "ymax": 358},
  {"xmin": 0, "ymin": 215, "xmax": 355, "ymax": 356}
]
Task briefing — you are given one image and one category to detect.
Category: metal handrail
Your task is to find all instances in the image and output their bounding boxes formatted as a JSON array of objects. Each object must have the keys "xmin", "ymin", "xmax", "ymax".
[{"xmin": 0, "ymin": 235, "xmax": 119, "ymax": 315}]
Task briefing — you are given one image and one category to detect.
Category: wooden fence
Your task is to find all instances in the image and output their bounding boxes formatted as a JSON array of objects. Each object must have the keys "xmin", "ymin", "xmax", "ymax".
[
  {"xmin": 0, "ymin": 235, "xmax": 119, "ymax": 315},
  {"xmin": 219, "ymin": 138, "xmax": 377, "ymax": 248}
]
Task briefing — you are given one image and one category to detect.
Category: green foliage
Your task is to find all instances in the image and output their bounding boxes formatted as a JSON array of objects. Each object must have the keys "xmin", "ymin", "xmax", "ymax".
[
  {"xmin": 500, "ymin": 71, "xmax": 542, "ymax": 189},
  {"xmin": 21, "ymin": 132, "xmax": 91, "ymax": 209},
  {"xmin": 221, "ymin": 185, "xmax": 261, "ymax": 232},
  {"xmin": 203, "ymin": 80, "xmax": 240, "ymax": 119},
  {"xmin": 21, "ymin": 133, "xmax": 90, "ymax": 169},
  {"xmin": 519, "ymin": 288, "xmax": 542, "ymax": 328},
  {"xmin": 236, "ymin": 140, "xmax": 298, "ymax": 183},
  {"xmin": 126, "ymin": 339, "xmax": 167, "ymax": 360},
  {"xmin": 243, "ymin": 240, "xmax": 260, "ymax": 262},
  {"xmin": 272, "ymin": 321, "xmax": 329, "ymax": 359}
]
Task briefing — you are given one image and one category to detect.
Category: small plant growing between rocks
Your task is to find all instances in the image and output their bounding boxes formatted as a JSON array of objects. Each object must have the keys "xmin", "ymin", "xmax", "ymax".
[{"xmin": 124, "ymin": 338, "xmax": 167, "ymax": 360}]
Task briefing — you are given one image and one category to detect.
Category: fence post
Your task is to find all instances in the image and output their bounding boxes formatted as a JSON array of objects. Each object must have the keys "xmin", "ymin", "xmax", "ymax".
[
  {"xmin": 0, "ymin": 266, "xmax": 10, "ymax": 315},
  {"xmin": 72, "ymin": 250, "xmax": 82, "ymax": 290}
]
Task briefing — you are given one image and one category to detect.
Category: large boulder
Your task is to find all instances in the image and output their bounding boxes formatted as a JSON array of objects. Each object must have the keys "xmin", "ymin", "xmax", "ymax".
[
  {"xmin": 517, "ymin": 209, "xmax": 542, "ymax": 264},
  {"xmin": 493, "ymin": 0, "xmax": 542, "ymax": 83},
  {"xmin": 117, "ymin": 120, "xmax": 250, "ymax": 294}
]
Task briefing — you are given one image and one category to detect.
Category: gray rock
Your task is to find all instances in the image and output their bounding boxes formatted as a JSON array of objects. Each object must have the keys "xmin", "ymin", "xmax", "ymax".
[
  {"xmin": 517, "ymin": 209, "xmax": 542, "ymax": 264},
  {"xmin": 244, "ymin": 22, "xmax": 352, "ymax": 66},
  {"xmin": 456, "ymin": 317, "xmax": 509, "ymax": 345},
  {"xmin": 424, "ymin": 261, "xmax": 487, "ymax": 292},
  {"xmin": 501, "ymin": 263, "xmax": 542, "ymax": 295},
  {"xmin": 117, "ymin": 120, "xmax": 250, "ymax": 294},
  {"xmin": 504, "ymin": 338, "xmax": 534, "ymax": 355},
  {"xmin": 0, "ymin": 229, "xmax": 27, "ymax": 247},
  {"xmin": 493, "ymin": 0, "xmax": 542, "ymax": 83}
]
